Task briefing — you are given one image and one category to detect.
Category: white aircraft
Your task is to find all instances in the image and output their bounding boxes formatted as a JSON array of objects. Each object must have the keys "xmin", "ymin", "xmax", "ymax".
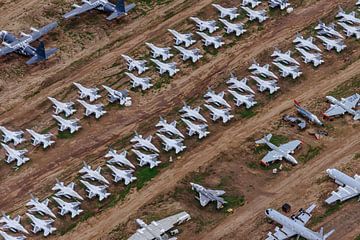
[
  {"xmin": 26, "ymin": 129, "xmax": 54, "ymax": 149},
  {"xmin": 251, "ymin": 76, "xmax": 280, "ymax": 94},
  {"xmin": 106, "ymin": 164, "xmax": 137, "ymax": 185},
  {"xmin": 156, "ymin": 117, "xmax": 184, "ymax": 138},
  {"xmin": 77, "ymin": 100, "xmax": 106, "ymax": 119},
  {"xmin": 105, "ymin": 149, "xmax": 135, "ymax": 169},
  {"xmin": 168, "ymin": 29, "xmax": 196, "ymax": 47},
  {"xmin": 0, "ymin": 126, "xmax": 25, "ymax": 146},
  {"xmin": 1, "ymin": 143, "xmax": 29, "ymax": 167},
  {"xmin": 336, "ymin": 6, "xmax": 360, "ymax": 24},
  {"xmin": 315, "ymin": 21, "xmax": 344, "ymax": 39},
  {"xmin": 131, "ymin": 149, "xmax": 161, "ymax": 168},
  {"xmin": 52, "ymin": 197, "xmax": 83, "ymax": 219},
  {"xmin": 324, "ymin": 94, "xmax": 360, "ymax": 120},
  {"xmin": 242, "ymin": 0, "xmax": 262, "ymax": 8},
  {"xmin": 52, "ymin": 115, "xmax": 80, "ymax": 133},
  {"xmin": 102, "ymin": 85, "xmax": 132, "ymax": 106},
  {"xmin": 130, "ymin": 132, "xmax": 160, "ymax": 153},
  {"xmin": 26, "ymin": 213, "xmax": 56, "ymax": 237},
  {"xmin": 296, "ymin": 47, "xmax": 324, "ymax": 67},
  {"xmin": 173, "ymin": 46, "xmax": 203, "ymax": 63},
  {"xmin": 80, "ymin": 180, "xmax": 110, "ymax": 201},
  {"xmin": 204, "ymin": 88, "xmax": 231, "ymax": 108},
  {"xmin": 190, "ymin": 183, "xmax": 227, "ymax": 209},
  {"xmin": 125, "ymin": 72, "xmax": 153, "ymax": 91},
  {"xmin": 219, "ymin": 19, "xmax": 246, "ymax": 37},
  {"xmin": 47, "ymin": 97, "xmax": 76, "ymax": 117},
  {"xmin": 190, "ymin": 17, "xmax": 219, "ymax": 33},
  {"xmin": 196, "ymin": 32, "xmax": 224, "ymax": 49},
  {"xmin": 26, "ymin": 194, "xmax": 56, "ymax": 219},
  {"xmin": 0, "ymin": 213, "xmax": 28, "ymax": 234},
  {"xmin": 204, "ymin": 104, "xmax": 234, "ymax": 123},
  {"xmin": 0, "ymin": 231, "xmax": 26, "ymax": 240},
  {"xmin": 73, "ymin": 82, "xmax": 101, "ymax": 102},
  {"xmin": 226, "ymin": 74, "xmax": 255, "ymax": 94},
  {"xmin": 228, "ymin": 90, "xmax": 257, "ymax": 109},
  {"xmin": 179, "ymin": 103, "xmax": 207, "ymax": 122},
  {"xmin": 121, "ymin": 54, "xmax": 149, "ymax": 75},
  {"xmin": 241, "ymin": 7, "xmax": 268, "ymax": 23},
  {"xmin": 249, "ymin": 60, "xmax": 278, "ymax": 79},
  {"xmin": 316, "ymin": 35, "xmax": 346, "ymax": 52},
  {"xmin": 181, "ymin": 118, "xmax": 210, "ymax": 139},
  {"xmin": 145, "ymin": 42, "xmax": 173, "ymax": 61},
  {"xmin": 52, "ymin": 178, "xmax": 84, "ymax": 201},
  {"xmin": 150, "ymin": 59, "xmax": 180, "ymax": 77},
  {"xmin": 293, "ymin": 34, "xmax": 322, "ymax": 52},
  {"xmin": 156, "ymin": 133, "xmax": 186, "ymax": 154},
  {"xmin": 272, "ymin": 62, "xmax": 302, "ymax": 79},
  {"xmin": 212, "ymin": 4, "xmax": 239, "ymax": 20},
  {"xmin": 79, "ymin": 162, "xmax": 110, "ymax": 184},
  {"xmin": 265, "ymin": 204, "xmax": 335, "ymax": 240},
  {"xmin": 337, "ymin": 22, "xmax": 360, "ymax": 39},
  {"xmin": 268, "ymin": 0, "xmax": 290, "ymax": 10},
  {"xmin": 271, "ymin": 49, "xmax": 300, "ymax": 65}
]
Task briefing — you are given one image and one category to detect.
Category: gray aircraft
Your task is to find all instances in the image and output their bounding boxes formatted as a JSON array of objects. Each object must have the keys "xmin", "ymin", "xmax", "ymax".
[
  {"xmin": 150, "ymin": 59, "xmax": 180, "ymax": 77},
  {"xmin": 196, "ymin": 32, "xmax": 224, "ymax": 49},
  {"xmin": 73, "ymin": 82, "xmax": 101, "ymax": 102},
  {"xmin": 0, "ymin": 231, "xmax": 26, "ymax": 240},
  {"xmin": 0, "ymin": 22, "xmax": 58, "ymax": 65},
  {"xmin": 293, "ymin": 34, "xmax": 322, "ymax": 52},
  {"xmin": 106, "ymin": 164, "xmax": 137, "ymax": 185},
  {"xmin": 52, "ymin": 115, "xmax": 81, "ymax": 133},
  {"xmin": 294, "ymin": 100, "xmax": 323, "ymax": 126},
  {"xmin": 105, "ymin": 149, "xmax": 135, "ymax": 169},
  {"xmin": 255, "ymin": 133, "xmax": 302, "ymax": 165},
  {"xmin": 168, "ymin": 29, "xmax": 196, "ymax": 47},
  {"xmin": 204, "ymin": 88, "xmax": 231, "ymax": 108},
  {"xmin": 0, "ymin": 213, "xmax": 28, "ymax": 234},
  {"xmin": 242, "ymin": 0, "xmax": 262, "ymax": 8},
  {"xmin": 272, "ymin": 62, "xmax": 302, "ymax": 79},
  {"xmin": 251, "ymin": 76, "xmax": 280, "ymax": 94},
  {"xmin": 103, "ymin": 85, "xmax": 132, "ymax": 106},
  {"xmin": 63, "ymin": 0, "xmax": 135, "ymax": 21},
  {"xmin": 190, "ymin": 183, "xmax": 227, "ymax": 209},
  {"xmin": 336, "ymin": 6, "xmax": 360, "ymax": 24},
  {"xmin": 241, "ymin": 7, "xmax": 268, "ymax": 23},
  {"xmin": 80, "ymin": 180, "xmax": 110, "ymax": 201},
  {"xmin": 156, "ymin": 133, "xmax": 186, "ymax": 154},
  {"xmin": 358, "ymin": 0, "xmax": 360, "ymax": 6},
  {"xmin": 131, "ymin": 132, "xmax": 160, "ymax": 153},
  {"xmin": 249, "ymin": 60, "xmax": 278, "ymax": 79},
  {"xmin": 228, "ymin": 90, "xmax": 257, "ymax": 109},
  {"xmin": 296, "ymin": 47, "xmax": 324, "ymax": 67},
  {"xmin": 131, "ymin": 149, "xmax": 161, "ymax": 168},
  {"xmin": 315, "ymin": 21, "xmax": 344, "ymax": 39},
  {"xmin": 156, "ymin": 117, "xmax": 184, "ymax": 138},
  {"xmin": 316, "ymin": 35, "xmax": 346, "ymax": 53},
  {"xmin": 226, "ymin": 74, "xmax": 255, "ymax": 94},
  {"xmin": 26, "ymin": 213, "xmax": 56, "ymax": 237},
  {"xmin": 52, "ymin": 178, "xmax": 84, "ymax": 201},
  {"xmin": 48, "ymin": 97, "xmax": 76, "ymax": 117},
  {"xmin": 1, "ymin": 143, "xmax": 29, "ymax": 167},
  {"xmin": 125, "ymin": 72, "xmax": 153, "ymax": 91},
  {"xmin": 52, "ymin": 197, "xmax": 83, "ymax": 219},
  {"xmin": 77, "ymin": 99, "xmax": 107, "ymax": 119},
  {"xmin": 204, "ymin": 104, "xmax": 234, "ymax": 123},
  {"xmin": 179, "ymin": 103, "xmax": 207, "ymax": 122},
  {"xmin": 269, "ymin": 0, "xmax": 290, "ymax": 10},
  {"xmin": 26, "ymin": 194, "xmax": 56, "ymax": 219},
  {"xmin": 173, "ymin": 46, "xmax": 203, "ymax": 63},
  {"xmin": 324, "ymin": 94, "xmax": 360, "ymax": 120},
  {"xmin": 219, "ymin": 19, "xmax": 246, "ymax": 37},
  {"xmin": 122, "ymin": 54, "xmax": 149, "ymax": 75},
  {"xmin": 271, "ymin": 49, "xmax": 300, "ymax": 65},
  {"xmin": 79, "ymin": 162, "xmax": 109, "ymax": 184},
  {"xmin": 212, "ymin": 4, "xmax": 239, "ymax": 20},
  {"xmin": 190, "ymin": 17, "xmax": 219, "ymax": 33},
  {"xmin": 0, "ymin": 126, "xmax": 25, "ymax": 146},
  {"xmin": 181, "ymin": 118, "xmax": 210, "ymax": 139},
  {"xmin": 145, "ymin": 42, "xmax": 173, "ymax": 61},
  {"xmin": 337, "ymin": 22, "xmax": 360, "ymax": 39}
]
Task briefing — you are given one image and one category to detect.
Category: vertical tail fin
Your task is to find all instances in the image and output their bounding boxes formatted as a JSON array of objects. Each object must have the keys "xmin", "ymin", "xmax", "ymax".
[
  {"xmin": 255, "ymin": 134, "xmax": 272, "ymax": 144},
  {"xmin": 116, "ymin": 0, "xmax": 125, "ymax": 12},
  {"xmin": 35, "ymin": 41, "xmax": 46, "ymax": 60}
]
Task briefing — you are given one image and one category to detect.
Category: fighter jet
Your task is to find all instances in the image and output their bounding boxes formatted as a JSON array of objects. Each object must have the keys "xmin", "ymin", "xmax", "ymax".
[
  {"xmin": 26, "ymin": 213, "xmax": 56, "ymax": 237},
  {"xmin": 228, "ymin": 90, "xmax": 257, "ymax": 109},
  {"xmin": 181, "ymin": 118, "xmax": 210, "ymax": 139},
  {"xmin": 168, "ymin": 29, "xmax": 196, "ymax": 47},
  {"xmin": 204, "ymin": 104, "xmax": 234, "ymax": 123},
  {"xmin": 150, "ymin": 59, "xmax": 180, "ymax": 77},
  {"xmin": 179, "ymin": 103, "xmax": 208, "ymax": 122},
  {"xmin": 155, "ymin": 117, "xmax": 184, "ymax": 138},
  {"xmin": 73, "ymin": 82, "xmax": 101, "ymax": 102},
  {"xmin": 196, "ymin": 32, "xmax": 224, "ymax": 49},
  {"xmin": 52, "ymin": 178, "xmax": 84, "ymax": 201},
  {"xmin": 173, "ymin": 46, "xmax": 203, "ymax": 63},
  {"xmin": 121, "ymin": 54, "xmax": 149, "ymax": 75},
  {"xmin": 241, "ymin": 7, "xmax": 268, "ymax": 23},
  {"xmin": 337, "ymin": 22, "xmax": 360, "ymax": 39},
  {"xmin": 226, "ymin": 74, "xmax": 255, "ymax": 94},
  {"xmin": 103, "ymin": 85, "xmax": 132, "ymax": 106},
  {"xmin": 63, "ymin": 0, "xmax": 135, "ymax": 21},
  {"xmin": 105, "ymin": 149, "xmax": 135, "ymax": 169},
  {"xmin": 0, "ymin": 231, "xmax": 26, "ymax": 240},
  {"xmin": 271, "ymin": 49, "xmax": 300, "ymax": 65},
  {"xmin": 219, "ymin": 19, "xmax": 246, "ymax": 37},
  {"xmin": 316, "ymin": 35, "xmax": 346, "ymax": 52},
  {"xmin": 249, "ymin": 60, "xmax": 278, "ymax": 79},
  {"xmin": 145, "ymin": 42, "xmax": 173, "ymax": 61},
  {"xmin": 80, "ymin": 180, "xmax": 110, "ymax": 201},
  {"xmin": 156, "ymin": 133, "xmax": 186, "ymax": 154},
  {"xmin": 77, "ymin": 100, "xmax": 106, "ymax": 119},
  {"xmin": 26, "ymin": 129, "xmax": 54, "ymax": 149},
  {"xmin": 47, "ymin": 97, "xmax": 76, "ymax": 117},
  {"xmin": 296, "ymin": 47, "xmax": 324, "ymax": 67},
  {"xmin": 0, "ymin": 213, "xmax": 28, "ymax": 234},
  {"xmin": 131, "ymin": 149, "xmax": 161, "ymax": 168},
  {"xmin": 125, "ymin": 72, "xmax": 153, "ymax": 91},
  {"xmin": 26, "ymin": 194, "xmax": 56, "ymax": 219},
  {"xmin": 293, "ymin": 33, "xmax": 322, "ymax": 52},
  {"xmin": 315, "ymin": 21, "xmax": 344, "ymax": 39},
  {"xmin": 242, "ymin": 0, "xmax": 262, "ymax": 8},
  {"xmin": 0, "ymin": 22, "xmax": 58, "ymax": 65},
  {"xmin": 79, "ymin": 162, "xmax": 110, "ymax": 184},
  {"xmin": 190, "ymin": 183, "xmax": 227, "ymax": 209},
  {"xmin": 106, "ymin": 164, "xmax": 137, "ymax": 185},
  {"xmin": 294, "ymin": 100, "xmax": 323, "ymax": 126},
  {"xmin": 128, "ymin": 212, "xmax": 191, "ymax": 240},
  {"xmin": 0, "ymin": 126, "xmax": 25, "ymax": 146},
  {"xmin": 130, "ymin": 132, "xmax": 160, "ymax": 153},
  {"xmin": 204, "ymin": 88, "xmax": 231, "ymax": 108},
  {"xmin": 268, "ymin": 0, "xmax": 290, "ymax": 10},
  {"xmin": 255, "ymin": 133, "xmax": 302, "ymax": 165},
  {"xmin": 325, "ymin": 168, "xmax": 360, "ymax": 204},
  {"xmin": 265, "ymin": 203, "xmax": 335, "ymax": 240},
  {"xmin": 212, "ymin": 4, "xmax": 239, "ymax": 20},
  {"xmin": 52, "ymin": 115, "xmax": 80, "ymax": 133},
  {"xmin": 1, "ymin": 143, "xmax": 29, "ymax": 167},
  {"xmin": 336, "ymin": 6, "xmax": 360, "ymax": 24},
  {"xmin": 272, "ymin": 62, "xmax": 302, "ymax": 79},
  {"xmin": 189, "ymin": 17, "xmax": 219, "ymax": 33},
  {"xmin": 324, "ymin": 94, "xmax": 360, "ymax": 120},
  {"xmin": 251, "ymin": 76, "xmax": 280, "ymax": 94},
  {"xmin": 52, "ymin": 197, "xmax": 83, "ymax": 219}
]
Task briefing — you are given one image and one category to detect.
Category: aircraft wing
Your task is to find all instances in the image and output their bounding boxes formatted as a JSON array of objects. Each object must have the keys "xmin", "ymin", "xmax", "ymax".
[
  {"xmin": 294, "ymin": 203, "xmax": 316, "ymax": 225},
  {"xmin": 199, "ymin": 193, "xmax": 211, "ymax": 206},
  {"xmin": 25, "ymin": 22, "xmax": 58, "ymax": 43},
  {"xmin": 0, "ymin": 46, "xmax": 16, "ymax": 56},
  {"xmin": 64, "ymin": 3, "xmax": 99, "ymax": 19},
  {"xmin": 207, "ymin": 189, "xmax": 226, "ymax": 196},
  {"xmin": 342, "ymin": 94, "xmax": 360, "ymax": 109},
  {"xmin": 279, "ymin": 140, "xmax": 302, "ymax": 154},
  {"xmin": 325, "ymin": 185, "xmax": 360, "ymax": 204},
  {"xmin": 262, "ymin": 150, "xmax": 283, "ymax": 163},
  {"xmin": 324, "ymin": 105, "xmax": 346, "ymax": 117},
  {"xmin": 266, "ymin": 226, "xmax": 296, "ymax": 240}
]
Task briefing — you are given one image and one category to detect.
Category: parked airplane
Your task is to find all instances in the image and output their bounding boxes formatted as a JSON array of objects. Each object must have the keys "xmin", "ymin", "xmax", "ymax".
[
  {"xmin": 79, "ymin": 162, "xmax": 109, "ymax": 184},
  {"xmin": 156, "ymin": 133, "xmax": 186, "ymax": 154},
  {"xmin": 131, "ymin": 132, "xmax": 160, "ymax": 153},
  {"xmin": 103, "ymin": 85, "xmax": 132, "ymax": 106},
  {"xmin": 316, "ymin": 35, "xmax": 346, "ymax": 52},
  {"xmin": 294, "ymin": 100, "xmax": 323, "ymax": 126},
  {"xmin": 0, "ymin": 213, "xmax": 29, "ymax": 234},
  {"xmin": 173, "ymin": 46, "xmax": 203, "ymax": 63},
  {"xmin": 52, "ymin": 197, "xmax": 83, "ymax": 218},
  {"xmin": 204, "ymin": 104, "xmax": 234, "ymax": 123},
  {"xmin": 168, "ymin": 29, "xmax": 196, "ymax": 47},
  {"xmin": 106, "ymin": 164, "xmax": 137, "ymax": 185},
  {"xmin": 77, "ymin": 100, "xmax": 106, "ymax": 119},
  {"xmin": 269, "ymin": 0, "xmax": 290, "ymax": 10},
  {"xmin": 271, "ymin": 49, "xmax": 300, "ymax": 65},
  {"xmin": 255, "ymin": 133, "xmax": 302, "ymax": 165},
  {"xmin": 26, "ymin": 129, "xmax": 54, "ymax": 149},
  {"xmin": 0, "ymin": 22, "xmax": 58, "ymax": 65},
  {"xmin": 0, "ymin": 126, "xmax": 25, "ymax": 146},
  {"xmin": 131, "ymin": 149, "xmax": 161, "ymax": 168},
  {"xmin": 315, "ymin": 21, "xmax": 344, "ymax": 39},
  {"xmin": 228, "ymin": 90, "xmax": 257, "ymax": 108},
  {"xmin": 52, "ymin": 178, "xmax": 84, "ymax": 201},
  {"xmin": 251, "ymin": 76, "xmax": 280, "ymax": 94},
  {"xmin": 336, "ymin": 6, "xmax": 360, "ymax": 24},
  {"xmin": 249, "ymin": 60, "xmax": 278, "ymax": 79},
  {"xmin": 145, "ymin": 42, "xmax": 173, "ymax": 61},
  {"xmin": 105, "ymin": 149, "xmax": 135, "ymax": 169},
  {"xmin": 48, "ymin": 97, "xmax": 76, "ymax": 117},
  {"xmin": 80, "ymin": 180, "xmax": 110, "ymax": 201},
  {"xmin": 121, "ymin": 54, "xmax": 149, "ymax": 75},
  {"xmin": 1, "ymin": 143, "xmax": 29, "ymax": 167},
  {"xmin": 293, "ymin": 33, "xmax": 322, "ymax": 52},
  {"xmin": 150, "ymin": 59, "xmax": 180, "ymax": 77},
  {"xmin": 63, "ymin": 0, "xmax": 135, "ymax": 21},
  {"xmin": 179, "ymin": 103, "xmax": 208, "ymax": 122},
  {"xmin": 196, "ymin": 32, "xmax": 224, "ymax": 49},
  {"xmin": 272, "ymin": 62, "xmax": 302, "ymax": 79},
  {"xmin": 219, "ymin": 19, "xmax": 246, "ymax": 37},
  {"xmin": 125, "ymin": 72, "xmax": 153, "ymax": 91},
  {"xmin": 73, "ymin": 82, "xmax": 101, "ymax": 102},
  {"xmin": 190, "ymin": 183, "xmax": 227, "ymax": 209},
  {"xmin": 337, "ymin": 22, "xmax": 360, "ymax": 39},
  {"xmin": 296, "ymin": 47, "xmax": 324, "ymax": 67},
  {"xmin": 0, "ymin": 231, "xmax": 26, "ymax": 240},
  {"xmin": 156, "ymin": 117, "xmax": 184, "ymax": 138},
  {"xmin": 26, "ymin": 194, "xmax": 56, "ymax": 218},
  {"xmin": 181, "ymin": 118, "xmax": 210, "ymax": 139},
  {"xmin": 190, "ymin": 17, "xmax": 219, "ymax": 33},
  {"xmin": 226, "ymin": 74, "xmax": 255, "ymax": 94},
  {"xmin": 212, "ymin": 4, "xmax": 239, "ymax": 20},
  {"xmin": 52, "ymin": 115, "xmax": 81, "ymax": 133},
  {"xmin": 242, "ymin": 0, "xmax": 262, "ymax": 8},
  {"xmin": 324, "ymin": 94, "xmax": 360, "ymax": 120},
  {"xmin": 241, "ymin": 7, "xmax": 268, "ymax": 23},
  {"xmin": 204, "ymin": 88, "xmax": 231, "ymax": 108},
  {"xmin": 26, "ymin": 213, "xmax": 56, "ymax": 237},
  {"xmin": 265, "ymin": 203, "xmax": 335, "ymax": 240}
]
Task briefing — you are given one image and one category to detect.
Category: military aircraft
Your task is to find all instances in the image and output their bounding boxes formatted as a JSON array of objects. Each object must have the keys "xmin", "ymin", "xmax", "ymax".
[
  {"xmin": 26, "ymin": 213, "xmax": 56, "ymax": 237},
  {"xmin": 242, "ymin": 0, "xmax": 262, "ymax": 8},
  {"xmin": 337, "ymin": 22, "xmax": 360, "ymax": 39},
  {"xmin": 204, "ymin": 88, "xmax": 231, "ymax": 108},
  {"xmin": 265, "ymin": 203, "xmax": 335, "ymax": 240},
  {"xmin": 26, "ymin": 129, "xmax": 54, "ymax": 149},
  {"xmin": 0, "ymin": 213, "xmax": 28, "ymax": 234},
  {"xmin": 125, "ymin": 72, "xmax": 153, "ymax": 91},
  {"xmin": 150, "ymin": 59, "xmax": 180, "ymax": 77},
  {"xmin": 219, "ymin": 19, "xmax": 246, "ymax": 37},
  {"xmin": 336, "ymin": 6, "xmax": 360, "ymax": 24},
  {"xmin": 212, "ymin": 4, "xmax": 239, "ymax": 20},
  {"xmin": 255, "ymin": 133, "xmax": 302, "ymax": 165},
  {"xmin": 105, "ymin": 149, "xmax": 136, "ymax": 169},
  {"xmin": 77, "ymin": 100, "xmax": 106, "ymax": 119},
  {"xmin": 0, "ymin": 126, "xmax": 25, "ymax": 146},
  {"xmin": 272, "ymin": 62, "xmax": 302, "ymax": 79},
  {"xmin": 79, "ymin": 162, "xmax": 110, "ymax": 184},
  {"xmin": 52, "ymin": 178, "xmax": 84, "ymax": 201},
  {"xmin": 156, "ymin": 133, "xmax": 186, "ymax": 154},
  {"xmin": 190, "ymin": 183, "xmax": 227, "ymax": 209},
  {"xmin": 131, "ymin": 149, "xmax": 161, "ymax": 168},
  {"xmin": 0, "ymin": 231, "xmax": 26, "ymax": 240},
  {"xmin": 271, "ymin": 49, "xmax": 300, "ymax": 65},
  {"xmin": 226, "ymin": 74, "xmax": 255, "ymax": 94},
  {"xmin": 181, "ymin": 118, "xmax": 210, "ymax": 139},
  {"xmin": 156, "ymin": 117, "xmax": 184, "ymax": 138},
  {"xmin": 73, "ymin": 82, "xmax": 101, "ymax": 102},
  {"xmin": 357, "ymin": 0, "xmax": 360, "ymax": 6},
  {"xmin": 204, "ymin": 104, "xmax": 234, "ymax": 123},
  {"xmin": 128, "ymin": 212, "xmax": 191, "ymax": 240},
  {"xmin": 52, "ymin": 197, "xmax": 83, "ymax": 218},
  {"xmin": 63, "ymin": 0, "xmax": 135, "ymax": 21},
  {"xmin": 173, "ymin": 46, "xmax": 203, "ymax": 63},
  {"xmin": 1, "ymin": 143, "xmax": 29, "ymax": 167},
  {"xmin": 26, "ymin": 194, "xmax": 56, "ymax": 219},
  {"xmin": 196, "ymin": 32, "xmax": 224, "ymax": 49},
  {"xmin": 293, "ymin": 33, "xmax": 322, "ymax": 52},
  {"xmin": 168, "ymin": 29, "xmax": 196, "ymax": 47},
  {"xmin": 0, "ymin": 22, "xmax": 58, "ymax": 65},
  {"xmin": 316, "ymin": 35, "xmax": 346, "ymax": 52},
  {"xmin": 325, "ymin": 168, "xmax": 360, "ymax": 204},
  {"xmin": 52, "ymin": 115, "xmax": 81, "ymax": 133},
  {"xmin": 228, "ymin": 90, "xmax": 257, "ymax": 109},
  {"xmin": 249, "ymin": 60, "xmax": 278, "ymax": 79},
  {"xmin": 121, "ymin": 54, "xmax": 149, "ymax": 75},
  {"xmin": 145, "ymin": 42, "xmax": 173, "ymax": 61},
  {"xmin": 106, "ymin": 164, "xmax": 137, "ymax": 185},
  {"xmin": 190, "ymin": 17, "xmax": 219, "ymax": 33},
  {"xmin": 315, "ymin": 21, "xmax": 344, "ymax": 39},
  {"xmin": 80, "ymin": 180, "xmax": 110, "ymax": 201},
  {"xmin": 251, "ymin": 76, "xmax": 280, "ymax": 94},
  {"xmin": 130, "ymin": 132, "xmax": 160, "ymax": 153},
  {"xmin": 296, "ymin": 47, "xmax": 324, "ymax": 67},
  {"xmin": 47, "ymin": 97, "xmax": 76, "ymax": 117},
  {"xmin": 241, "ymin": 7, "xmax": 268, "ymax": 23},
  {"xmin": 269, "ymin": 0, "xmax": 290, "ymax": 10},
  {"xmin": 294, "ymin": 100, "xmax": 323, "ymax": 126},
  {"xmin": 103, "ymin": 85, "xmax": 132, "ymax": 106},
  {"xmin": 179, "ymin": 103, "xmax": 208, "ymax": 122},
  {"xmin": 324, "ymin": 94, "xmax": 360, "ymax": 120}
]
